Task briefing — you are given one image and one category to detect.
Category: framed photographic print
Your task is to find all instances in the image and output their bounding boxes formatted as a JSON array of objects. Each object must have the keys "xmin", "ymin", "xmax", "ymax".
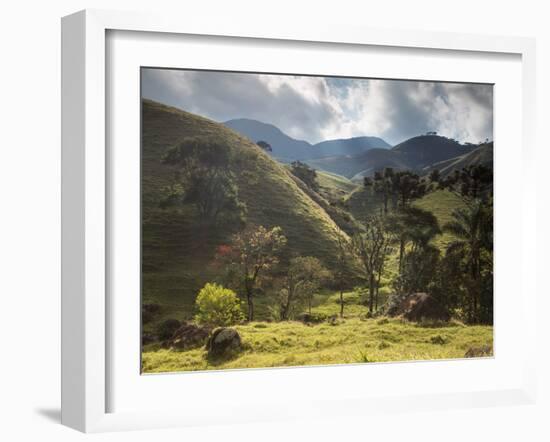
[{"xmin": 61, "ymin": 9, "xmax": 537, "ymax": 432}]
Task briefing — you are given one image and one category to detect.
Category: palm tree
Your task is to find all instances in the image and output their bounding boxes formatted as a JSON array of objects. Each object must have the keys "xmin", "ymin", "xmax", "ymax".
[{"xmin": 443, "ymin": 200, "xmax": 492, "ymax": 323}]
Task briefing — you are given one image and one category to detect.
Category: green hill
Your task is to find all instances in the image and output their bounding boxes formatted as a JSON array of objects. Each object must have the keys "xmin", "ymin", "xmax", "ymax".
[
  {"xmin": 426, "ymin": 143, "xmax": 493, "ymax": 177},
  {"xmin": 142, "ymin": 99, "xmax": 349, "ymax": 321}
]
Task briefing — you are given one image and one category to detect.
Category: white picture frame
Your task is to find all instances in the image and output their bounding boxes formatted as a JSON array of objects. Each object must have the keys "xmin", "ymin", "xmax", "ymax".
[{"xmin": 61, "ymin": 9, "xmax": 538, "ymax": 433}]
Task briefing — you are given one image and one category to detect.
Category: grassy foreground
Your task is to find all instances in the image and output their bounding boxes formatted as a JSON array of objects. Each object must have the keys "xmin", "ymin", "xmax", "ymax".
[{"xmin": 142, "ymin": 290, "xmax": 493, "ymax": 373}]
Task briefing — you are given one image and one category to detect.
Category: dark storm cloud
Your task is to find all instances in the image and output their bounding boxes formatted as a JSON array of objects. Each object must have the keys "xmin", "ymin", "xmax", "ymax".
[
  {"xmin": 142, "ymin": 69, "xmax": 493, "ymax": 145},
  {"xmin": 142, "ymin": 69, "xmax": 338, "ymax": 142}
]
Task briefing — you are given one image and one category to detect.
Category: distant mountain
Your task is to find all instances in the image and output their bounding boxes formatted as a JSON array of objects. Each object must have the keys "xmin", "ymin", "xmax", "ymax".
[
  {"xmin": 392, "ymin": 135, "xmax": 475, "ymax": 168},
  {"xmin": 314, "ymin": 136, "xmax": 390, "ymax": 157},
  {"xmin": 223, "ymin": 119, "xmax": 314, "ymax": 162},
  {"xmin": 308, "ymin": 135, "xmax": 479, "ymax": 180},
  {"xmin": 224, "ymin": 118, "xmax": 389, "ymax": 162}
]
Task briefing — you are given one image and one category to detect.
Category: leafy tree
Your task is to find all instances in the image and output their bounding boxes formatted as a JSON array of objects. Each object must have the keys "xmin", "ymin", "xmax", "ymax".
[
  {"xmin": 160, "ymin": 136, "xmax": 246, "ymax": 225},
  {"xmin": 386, "ymin": 207, "xmax": 441, "ymax": 273},
  {"xmin": 392, "ymin": 171, "xmax": 428, "ymax": 208},
  {"xmin": 256, "ymin": 140, "xmax": 272, "ymax": 152},
  {"xmin": 278, "ymin": 256, "xmax": 330, "ymax": 319},
  {"xmin": 443, "ymin": 200, "xmax": 493, "ymax": 323},
  {"xmin": 290, "ymin": 161, "xmax": 319, "ymax": 192},
  {"xmin": 429, "ymin": 169, "xmax": 441, "ymax": 185},
  {"xmin": 218, "ymin": 225, "xmax": 287, "ymax": 321},
  {"xmin": 372, "ymin": 168, "xmax": 395, "ymax": 214},
  {"xmin": 440, "ymin": 165, "xmax": 493, "ymax": 201},
  {"xmin": 352, "ymin": 215, "xmax": 392, "ymax": 313},
  {"xmin": 194, "ymin": 283, "xmax": 243, "ymax": 326},
  {"xmin": 393, "ymin": 244, "xmax": 440, "ymax": 295}
]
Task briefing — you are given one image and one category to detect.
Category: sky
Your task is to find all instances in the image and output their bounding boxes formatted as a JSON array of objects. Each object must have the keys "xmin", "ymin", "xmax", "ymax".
[{"xmin": 141, "ymin": 68, "xmax": 493, "ymax": 146}]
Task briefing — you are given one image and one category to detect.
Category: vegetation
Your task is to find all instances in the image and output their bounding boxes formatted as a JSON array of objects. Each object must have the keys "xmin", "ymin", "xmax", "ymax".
[
  {"xmin": 141, "ymin": 99, "xmax": 494, "ymax": 373},
  {"xmin": 194, "ymin": 283, "xmax": 243, "ymax": 326}
]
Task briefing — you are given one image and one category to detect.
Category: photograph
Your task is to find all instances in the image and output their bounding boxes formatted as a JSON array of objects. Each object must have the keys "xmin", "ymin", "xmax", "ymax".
[{"xmin": 140, "ymin": 68, "xmax": 494, "ymax": 373}]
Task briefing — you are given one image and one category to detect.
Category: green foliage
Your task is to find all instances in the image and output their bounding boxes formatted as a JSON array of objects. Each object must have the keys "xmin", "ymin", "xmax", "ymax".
[
  {"xmin": 194, "ymin": 283, "xmax": 243, "ymax": 326},
  {"xmin": 219, "ymin": 225, "xmax": 287, "ymax": 321},
  {"xmin": 442, "ymin": 199, "xmax": 493, "ymax": 323},
  {"xmin": 290, "ymin": 160, "xmax": 319, "ymax": 192},
  {"xmin": 256, "ymin": 140, "xmax": 272, "ymax": 152},
  {"xmin": 278, "ymin": 256, "xmax": 330, "ymax": 319},
  {"xmin": 160, "ymin": 135, "xmax": 246, "ymax": 226}
]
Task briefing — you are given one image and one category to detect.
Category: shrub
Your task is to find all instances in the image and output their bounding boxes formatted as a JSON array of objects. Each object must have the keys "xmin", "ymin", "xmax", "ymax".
[
  {"xmin": 157, "ymin": 319, "xmax": 181, "ymax": 341},
  {"xmin": 195, "ymin": 283, "xmax": 243, "ymax": 326}
]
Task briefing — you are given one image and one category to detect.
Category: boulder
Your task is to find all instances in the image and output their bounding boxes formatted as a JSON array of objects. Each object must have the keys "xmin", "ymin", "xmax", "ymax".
[
  {"xmin": 156, "ymin": 319, "xmax": 181, "ymax": 341},
  {"xmin": 387, "ymin": 293, "xmax": 450, "ymax": 322},
  {"xmin": 169, "ymin": 323, "xmax": 211, "ymax": 350},
  {"xmin": 141, "ymin": 333, "xmax": 156, "ymax": 346},
  {"xmin": 464, "ymin": 345, "xmax": 493, "ymax": 358},
  {"xmin": 207, "ymin": 327, "xmax": 242, "ymax": 358}
]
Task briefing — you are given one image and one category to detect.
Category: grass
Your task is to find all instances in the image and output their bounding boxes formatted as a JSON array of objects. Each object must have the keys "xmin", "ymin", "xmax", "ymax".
[
  {"xmin": 142, "ymin": 313, "xmax": 492, "ymax": 373},
  {"xmin": 142, "ymin": 288, "xmax": 493, "ymax": 373}
]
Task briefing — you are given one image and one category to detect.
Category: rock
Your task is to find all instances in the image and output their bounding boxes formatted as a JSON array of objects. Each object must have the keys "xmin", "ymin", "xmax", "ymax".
[
  {"xmin": 141, "ymin": 333, "xmax": 156, "ymax": 346},
  {"xmin": 464, "ymin": 345, "xmax": 493, "ymax": 358},
  {"xmin": 156, "ymin": 319, "xmax": 181, "ymax": 341},
  {"xmin": 207, "ymin": 327, "xmax": 242, "ymax": 358},
  {"xmin": 387, "ymin": 293, "xmax": 450, "ymax": 322},
  {"xmin": 169, "ymin": 323, "xmax": 211, "ymax": 350}
]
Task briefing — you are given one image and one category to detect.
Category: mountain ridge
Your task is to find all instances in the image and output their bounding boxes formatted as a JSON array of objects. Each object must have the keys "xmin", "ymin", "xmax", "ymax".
[{"xmin": 224, "ymin": 117, "xmax": 389, "ymax": 162}]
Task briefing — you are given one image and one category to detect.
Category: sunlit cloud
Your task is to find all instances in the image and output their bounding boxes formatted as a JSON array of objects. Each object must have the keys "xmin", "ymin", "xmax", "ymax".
[{"xmin": 142, "ymin": 68, "xmax": 493, "ymax": 146}]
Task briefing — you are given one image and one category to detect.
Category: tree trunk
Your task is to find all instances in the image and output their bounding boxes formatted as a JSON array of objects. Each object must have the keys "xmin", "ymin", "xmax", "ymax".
[
  {"xmin": 369, "ymin": 273, "xmax": 375, "ymax": 313},
  {"xmin": 398, "ymin": 237, "xmax": 405, "ymax": 273},
  {"xmin": 246, "ymin": 290, "xmax": 254, "ymax": 321}
]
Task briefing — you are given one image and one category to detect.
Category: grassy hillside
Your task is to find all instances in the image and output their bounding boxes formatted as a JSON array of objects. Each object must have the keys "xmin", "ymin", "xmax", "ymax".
[
  {"xmin": 317, "ymin": 170, "xmax": 358, "ymax": 201},
  {"xmin": 142, "ymin": 99, "xmax": 349, "ymax": 325}
]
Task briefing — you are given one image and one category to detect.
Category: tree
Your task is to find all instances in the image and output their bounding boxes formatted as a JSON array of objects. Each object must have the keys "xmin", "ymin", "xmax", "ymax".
[
  {"xmin": 160, "ymin": 136, "xmax": 246, "ymax": 225},
  {"xmin": 218, "ymin": 225, "xmax": 287, "ymax": 321},
  {"xmin": 443, "ymin": 200, "xmax": 492, "ymax": 323},
  {"xmin": 194, "ymin": 283, "xmax": 243, "ymax": 326},
  {"xmin": 392, "ymin": 171, "xmax": 428, "ymax": 208},
  {"xmin": 278, "ymin": 256, "xmax": 329, "ymax": 319},
  {"xmin": 372, "ymin": 168, "xmax": 395, "ymax": 214},
  {"xmin": 440, "ymin": 165, "xmax": 493, "ymax": 201},
  {"xmin": 393, "ymin": 244, "xmax": 440, "ymax": 295},
  {"xmin": 352, "ymin": 215, "xmax": 392, "ymax": 313},
  {"xmin": 386, "ymin": 207, "xmax": 440, "ymax": 273},
  {"xmin": 256, "ymin": 140, "xmax": 272, "ymax": 152},
  {"xmin": 333, "ymin": 233, "xmax": 355, "ymax": 318},
  {"xmin": 290, "ymin": 161, "xmax": 319, "ymax": 192}
]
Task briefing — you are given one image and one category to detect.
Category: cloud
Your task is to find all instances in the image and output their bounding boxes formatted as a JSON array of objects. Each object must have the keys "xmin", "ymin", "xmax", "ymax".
[{"xmin": 142, "ymin": 68, "xmax": 493, "ymax": 145}]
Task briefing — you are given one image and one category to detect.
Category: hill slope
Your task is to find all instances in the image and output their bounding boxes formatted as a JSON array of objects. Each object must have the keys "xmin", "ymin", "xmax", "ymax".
[
  {"xmin": 142, "ymin": 100, "xmax": 349, "ymax": 315},
  {"xmin": 427, "ymin": 143, "xmax": 493, "ymax": 177}
]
